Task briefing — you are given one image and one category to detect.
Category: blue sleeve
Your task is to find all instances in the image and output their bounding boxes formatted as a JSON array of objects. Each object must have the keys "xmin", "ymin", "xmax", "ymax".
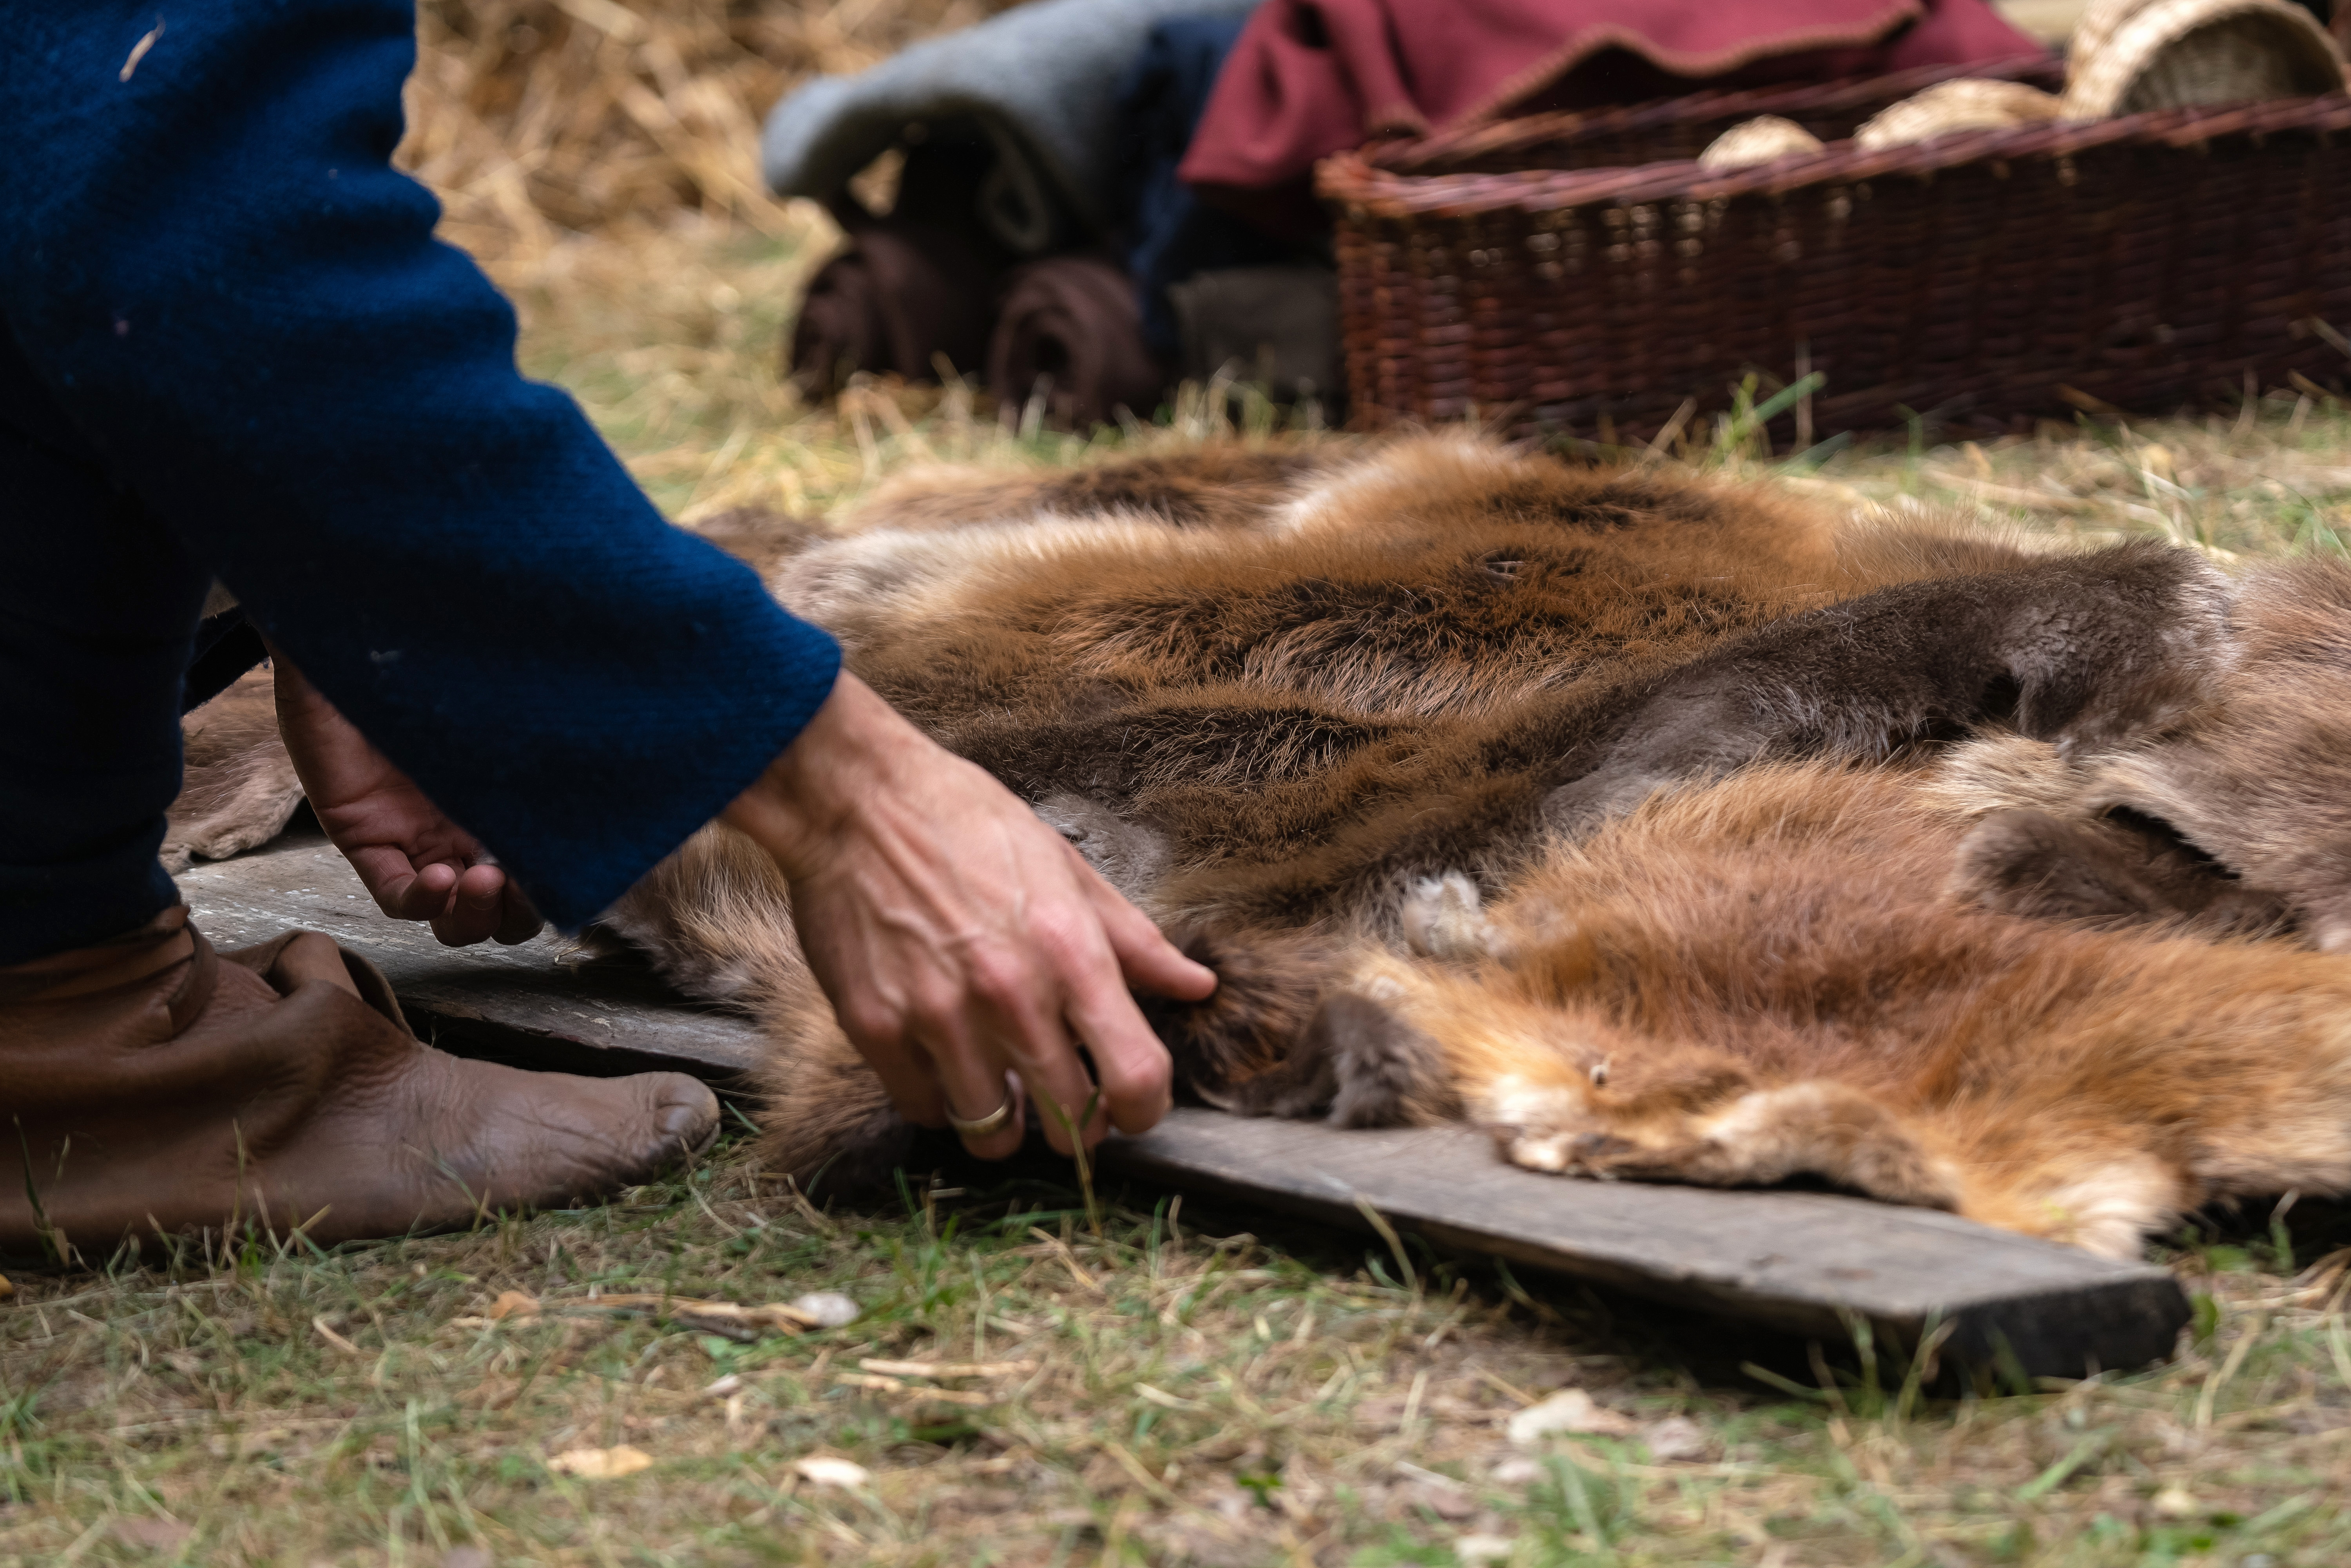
[{"xmin": 0, "ymin": 1, "xmax": 840, "ymax": 929}]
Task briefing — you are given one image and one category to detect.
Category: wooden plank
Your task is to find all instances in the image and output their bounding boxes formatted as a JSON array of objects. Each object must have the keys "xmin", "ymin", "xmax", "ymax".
[
  {"xmin": 176, "ymin": 826, "xmax": 763, "ymax": 1080},
  {"xmin": 1095, "ymin": 1115, "xmax": 2190, "ymax": 1379},
  {"xmin": 178, "ymin": 832, "xmax": 2190, "ymax": 1375}
]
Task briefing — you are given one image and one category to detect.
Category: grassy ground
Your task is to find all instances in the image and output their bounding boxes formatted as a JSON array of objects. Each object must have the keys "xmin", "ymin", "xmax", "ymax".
[
  {"xmin": 6, "ymin": 1148, "xmax": 2351, "ymax": 1566},
  {"xmin": 16, "ymin": 5, "xmax": 2351, "ymax": 1562}
]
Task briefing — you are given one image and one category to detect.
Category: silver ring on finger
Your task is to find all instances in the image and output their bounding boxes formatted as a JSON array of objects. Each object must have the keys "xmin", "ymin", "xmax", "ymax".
[{"xmin": 946, "ymin": 1097, "xmax": 1015, "ymax": 1139}]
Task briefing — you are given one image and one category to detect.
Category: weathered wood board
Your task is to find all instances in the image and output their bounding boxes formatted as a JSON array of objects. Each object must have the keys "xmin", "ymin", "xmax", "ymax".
[
  {"xmin": 179, "ymin": 831, "xmax": 2191, "ymax": 1376},
  {"xmin": 1098, "ymin": 1116, "xmax": 2188, "ymax": 1376}
]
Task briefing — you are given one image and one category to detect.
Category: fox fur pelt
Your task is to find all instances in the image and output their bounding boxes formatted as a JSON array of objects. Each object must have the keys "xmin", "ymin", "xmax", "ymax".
[
  {"xmin": 163, "ymin": 436, "xmax": 2351, "ymax": 1256},
  {"xmin": 589, "ymin": 433, "xmax": 2351, "ymax": 1258}
]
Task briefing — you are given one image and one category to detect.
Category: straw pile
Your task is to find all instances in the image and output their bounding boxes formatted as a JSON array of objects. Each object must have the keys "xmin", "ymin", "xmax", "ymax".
[{"xmin": 395, "ymin": 0, "xmax": 1014, "ymax": 268}]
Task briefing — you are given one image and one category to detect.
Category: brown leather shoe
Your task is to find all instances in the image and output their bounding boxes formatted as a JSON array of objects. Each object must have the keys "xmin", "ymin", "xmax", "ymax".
[{"xmin": 0, "ymin": 907, "xmax": 720, "ymax": 1259}]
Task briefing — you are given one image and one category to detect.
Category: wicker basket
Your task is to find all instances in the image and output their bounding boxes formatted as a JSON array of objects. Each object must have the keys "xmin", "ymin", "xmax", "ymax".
[
  {"xmin": 2065, "ymin": 0, "xmax": 2344, "ymax": 117},
  {"xmin": 1388, "ymin": 56, "xmax": 2062, "ymax": 177},
  {"xmin": 1322, "ymin": 87, "xmax": 2351, "ymax": 441}
]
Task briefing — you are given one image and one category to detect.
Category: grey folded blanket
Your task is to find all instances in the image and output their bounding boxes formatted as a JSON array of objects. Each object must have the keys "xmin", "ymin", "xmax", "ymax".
[{"xmin": 761, "ymin": 0, "xmax": 1261, "ymax": 254}]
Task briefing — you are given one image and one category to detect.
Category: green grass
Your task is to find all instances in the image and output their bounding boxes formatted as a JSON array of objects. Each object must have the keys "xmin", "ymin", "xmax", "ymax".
[
  {"xmin": 7, "ymin": 1153, "xmax": 2351, "ymax": 1565},
  {"xmin": 14, "ymin": 212, "xmax": 2351, "ymax": 1567}
]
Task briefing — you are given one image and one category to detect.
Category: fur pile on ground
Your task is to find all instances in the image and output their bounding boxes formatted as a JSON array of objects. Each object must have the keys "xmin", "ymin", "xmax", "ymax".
[
  {"xmin": 587, "ymin": 434, "xmax": 2351, "ymax": 1258},
  {"xmin": 178, "ymin": 435, "xmax": 2351, "ymax": 1257}
]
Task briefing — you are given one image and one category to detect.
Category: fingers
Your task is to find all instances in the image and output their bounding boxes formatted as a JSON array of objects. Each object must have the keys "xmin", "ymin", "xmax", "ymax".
[
  {"xmin": 493, "ymin": 882, "xmax": 546, "ymax": 945},
  {"xmin": 897, "ymin": 888, "xmax": 1181, "ymax": 1154},
  {"xmin": 744, "ymin": 701, "xmax": 1194, "ymax": 1163},
  {"xmin": 343, "ymin": 847, "xmax": 541, "ymax": 948},
  {"xmin": 980, "ymin": 903, "xmax": 1170, "ymax": 1152},
  {"xmin": 849, "ymin": 1029, "xmax": 949, "ymax": 1133},
  {"xmin": 911, "ymin": 958, "xmax": 1077, "ymax": 1157},
  {"xmin": 1000, "ymin": 1013, "xmax": 1106, "ymax": 1156},
  {"xmin": 1061, "ymin": 961, "xmax": 1177, "ymax": 1138},
  {"xmin": 929, "ymin": 1034, "xmax": 1026, "ymax": 1161},
  {"xmin": 429, "ymin": 863, "xmax": 524, "ymax": 947},
  {"xmin": 840, "ymin": 943, "xmax": 1116, "ymax": 1159},
  {"xmin": 834, "ymin": 1006, "xmax": 1025, "ymax": 1161},
  {"xmin": 1071, "ymin": 853, "xmax": 1218, "ymax": 1001},
  {"xmin": 343, "ymin": 844, "xmax": 439, "ymax": 922}
]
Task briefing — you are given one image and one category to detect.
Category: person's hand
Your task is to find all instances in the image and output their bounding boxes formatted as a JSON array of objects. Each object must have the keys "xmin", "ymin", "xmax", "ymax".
[
  {"xmin": 268, "ymin": 644, "xmax": 543, "ymax": 947},
  {"xmin": 723, "ymin": 673, "xmax": 1217, "ymax": 1159}
]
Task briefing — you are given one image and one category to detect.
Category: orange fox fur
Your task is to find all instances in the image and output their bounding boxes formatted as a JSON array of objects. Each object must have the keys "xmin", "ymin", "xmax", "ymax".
[
  {"xmin": 1350, "ymin": 759, "xmax": 2351, "ymax": 1258},
  {"xmin": 178, "ymin": 434, "xmax": 2351, "ymax": 1256},
  {"xmin": 589, "ymin": 433, "xmax": 2351, "ymax": 1257}
]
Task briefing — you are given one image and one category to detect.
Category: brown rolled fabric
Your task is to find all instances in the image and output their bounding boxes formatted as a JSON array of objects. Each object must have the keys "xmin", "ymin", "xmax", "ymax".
[
  {"xmin": 987, "ymin": 254, "xmax": 1169, "ymax": 430},
  {"xmin": 786, "ymin": 219, "xmax": 1005, "ymax": 396}
]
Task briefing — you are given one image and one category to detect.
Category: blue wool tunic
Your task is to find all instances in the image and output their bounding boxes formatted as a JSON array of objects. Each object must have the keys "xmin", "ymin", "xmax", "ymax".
[{"xmin": 0, "ymin": 2, "xmax": 842, "ymax": 963}]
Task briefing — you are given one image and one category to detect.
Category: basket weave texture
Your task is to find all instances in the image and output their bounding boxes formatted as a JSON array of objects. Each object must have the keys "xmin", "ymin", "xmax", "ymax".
[
  {"xmin": 1322, "ymin": 76, "xmax": 2351, "ymax": 441},
  {"xmin": 2063, "ymin": 0, "xmax": 2344, "ymax": 118},
  {"xmin": 1373, "ymin": 57, "xmax": 2061, "ymax": 177}
]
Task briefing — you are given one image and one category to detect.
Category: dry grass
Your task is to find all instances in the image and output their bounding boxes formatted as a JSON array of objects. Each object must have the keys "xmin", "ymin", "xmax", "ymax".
[
  {"xmin": 11, "ymin": 4, "xmax": 2351, "ymax": 1563},
  {"xmin": 396, "ymin": 0, "xmax": 1019, "ymax": 264},
  {"xmin": 1779, "ymin": 394, "xmax": 2351, "ymax": 565},
  {"xmin": 4, "ymin": 1159, "xmax": 2350, "ymax": 1566}
]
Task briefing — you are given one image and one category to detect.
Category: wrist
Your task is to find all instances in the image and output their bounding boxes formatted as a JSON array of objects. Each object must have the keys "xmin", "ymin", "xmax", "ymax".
[{"xmin": 723, "ymin": 673, "xmax": 927, "ymax": 880}]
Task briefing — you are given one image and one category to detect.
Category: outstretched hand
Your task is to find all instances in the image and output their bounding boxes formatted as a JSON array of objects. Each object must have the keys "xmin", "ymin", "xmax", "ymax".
[
  {"xmin": 723, "ymin": 673, "xmax": 1218, "ymax": 1159},
  {"xmin": 268, "ymin": 645, "xmax": 543, "ymax": 947}
]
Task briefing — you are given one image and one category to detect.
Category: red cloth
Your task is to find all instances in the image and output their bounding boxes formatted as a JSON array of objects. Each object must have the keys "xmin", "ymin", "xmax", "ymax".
[{"xmin": 1180, "ymin": 0, "xmax": 2046, "ymax": 227}]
